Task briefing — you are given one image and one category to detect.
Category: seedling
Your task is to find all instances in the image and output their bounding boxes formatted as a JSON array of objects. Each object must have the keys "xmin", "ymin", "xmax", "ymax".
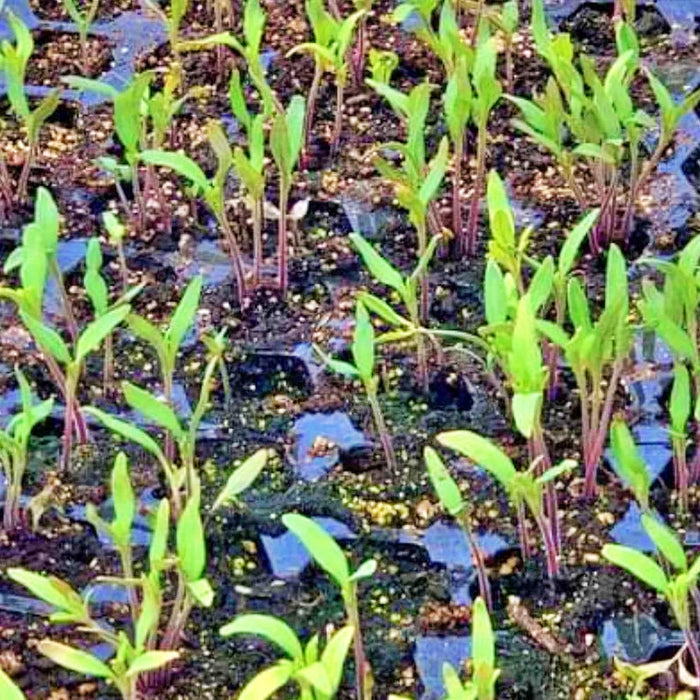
[
  {"xmin": 0, "ymin": 669, "xmax": 24, "ymax": 699},
  {"xmin": 289, "ymin": 2, "xmax": 364, "ymax": 149},
  {"xmin": 0, "ymin": 368, "xmax": 53, "ymax": 531},
  {"xmin": 6, "ymin": 453, "xmax": 217, "ymax": 698},
  {"xmin": 478, "ymin": 291, "xmax": 560, "ymax": 547},
  {"xmin": 220, "ymin": 616, "xmax": 355, "ymax": 700},
  {"xmin": 84, "ymin": 238, "xmax": 143, "ymax": 391},
  {"xmin": 424, "ymin": 446, "xmax": 492, "ymax": 610},
  {"xmin": 349, "ymin": 232, "xmax": 487, "ymax": 393},
  {"xmin": 61, "ymin": 0, "xmax": 100, "ymax": 74},
  {"xmin": 437, "ymin": 429, "xmax": 576, "ymax": 578},
  {"xmin": 228, "ymin": 70, "xmax": 266, "ymax": 284},
  {"xmin": 638, "ymin": 237, "xmax": 700, "ymax": 484},
  {"xmin": 538, "ymin": 245, "xmax": 632, "ymax": 497},
  {"xmin": 316, "ymin": 300, "xmax": 396, "ymax": 471},
  {"xmin": 281, "ymin": 513, "xmax": 377, "ymax": 700},
  {"xmin": 369, "ymin": 81, "xmax": 450, "ymax": 319},
  {"xmin": 0, "ymin": 11, "xmax": 61, "ymax": 202},
  {"xmin": 442, "ymin": 597, "xmax": 499, "ymax": 700},
  {"xmin": 515, "ymin": 2, "xmax": 700, "ymax": 250},
  {"xmin": 603, "ymin": 513, "xmax": 700, "ymax": 681},
  {"xmin": 4, "ymin": 187, "xmax": 79, "ymax": 343},
  {"xmin": 269, "ymin": 95, "xmax": 306, "ymax": 293}
]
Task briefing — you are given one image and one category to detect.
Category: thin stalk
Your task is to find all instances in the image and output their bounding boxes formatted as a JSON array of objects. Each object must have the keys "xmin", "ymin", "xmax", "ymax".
[
  {"xmin": 118, "ymin": 544, "xmax": 139, "ymax": 626},
  {"xmin": 252, "ymin": 196, "xmax": 263, "ymax": 286},
  {"xmin": 218, "ymin": 208, "xmax": 248, "ymax": 301},
  {"xmin": 345, "ymin": 590, "xmax": 371, "ymax": 700},
  {"xmin": 43, "ymin": 354, "xmax": 88, "ymax": 443},
  {"xmin": 103, "ymin": 332, "xmax": 114, "ymax": 393},
  {"xmin": 367, "ymin": 387, "xmax": 397, "ymax": 472},
  {"xmin": 162, "ymin": 574, "xmax": 187, "ymax": 650},
  {"xmin": 516, "ymin": 501, "xmax": 532, "ymax": 560},
  {"xmin": 163, "ymin": 370, "xmax": 175, "ymax": 465},
  {"xmin": 505, "ymin": 38, "xmax": 514, "ymax": 93},
  {"xmin": 470, "ymin": 0, "xmax": 485, "ymax": 46},
  {"xmin": 131, "ymin": 162, "xmax": 145, "ymax": 233},
  {"xmin": 304, "ymin": 61, "xmax": 324, "ymax": 159},
  {"xmin": 61, "ymin": 370, "xmax": 78, "ymax": 470},
  {"xmin": 535, "ymin": 512, "xmax": 559, "ymax": 579},
  {"xmin": 330, "ymin": 81, "xmax": 345, "ymax": 152},
  {"xmin": 50, "ymin": 259, "xmax": 79, "ymax": 345},
  {"xmin": 416, "ymin": 217, "xmax": 429, "ymax": 323},
  {"xmin": 531, "ymin": 420, "xmax": 559, "ymax": 554},
  {"xmin": 584, "ymin": 358, "xmax": 624, "ymax": 498},
  {"xmin": 351, "ymin": 16, "xmax": 367, "ymax": 87},
  {"xmin": 673, "ymin": 434, "xmax": 689, "ymax": 512},
  {"xmin": 684, "ymin": 628, "xmax": 700, "ymax": 699},
  {"xmin": 452, "ymin": 138, "xmax": 464, "ymax": 241},
  {"xmin": 464, "ymin": 123, "xmax": 487, "ymax": 256},
  {"xmin": 457, "ymin": 511, "xmax": 492, "ymax": 611},
  {"xmin": 277, "ymin": 180, "xmax": 290, "ymax": 294},
  {"xmin": 17, "ymin": 139, "xmax": 37, "ymax": 203}
]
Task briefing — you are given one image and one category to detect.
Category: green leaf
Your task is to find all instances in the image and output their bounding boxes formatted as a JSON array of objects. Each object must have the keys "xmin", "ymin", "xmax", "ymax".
[
  {"xmin": 609, "ymin": 418, "xmax": 650, "ymax": 509},
  {"xmin": 111, "ymin": 452, "xmax": 136, "ymax": 547},
  {"xmin": 122, "ymin": 381, "xmax": 183, "ymax": 438},
  {"xmin": 471, "ymin": 596, "xmax": 495, "ymax": 690},
  {"xmin": 537, "ymin": 459, "xmax": 577, "ymax": 484},
  {"xmin": 437, "ymin": 431, "xmax": 516, "ymax": 488},
  {"xmin": 601, "ymin": 544, "xmax": 669, "ymax": 594},
  {"xmin": 220, "ymin": 614, "xmax": 304, "ymax": 661},
  {"xmin": 211, "ymin": 449, "xmax": 268, "ymax": 511},
  {"xmin": 140, "ymin": 150, "xmax": 210, "ymax": 192},
  {"xmin": 419, "ymin": 137, "xmax": 449, "ymax": 206},
  {"xmin": 38, "ymin": 641, "xmax": 114, "ymax": 679},
  {"xmin": 349, "ymin": 233, "xmax": 406, "ymax": 295},
  {"xmin": 125, "ymin": 651, "xmax": 179, "ymax": 678},
  {"xmin": 187, "ymin": 578, "xmax": 214, "ymax": 607},
  {"xmin": 167, "ymin": 276, "xmax": 203, "ymax": 354},
  {"xmin": 559, "ymin": 209, "xmax": 599, "ymax": 277},
  {"xmin": 357, "ymin": 292, "xmax": 410, "ymax": 328},
  {"xmin": 352, "ymin": 301, "xmax": 375, "ymax": 382},
  {"xmin": 512, "ymin": 391, "xmax": 542, "ymax": 439},
  {"xmin": 641, "ymin": 514, "xmax": 687, "ymax": 572},
  {"xmin": 670, "ymin": 364, "xmax": 691, "ymax": 434},
  {"xmin": 76, "ymin": 305, "xmax": 130, "ymax": 363},
  {"xmin": 281, "ymin": 513, "xmax": 350, "ymax": 589},
  {"xmin": 83, "ymin": 407, "xmax": 168, "ymax": 467},
  {"xmin": 349, "ymin": 559, "xmax": 377, "ymax": 582},
  {"xmin": 238, "ymin": 661, "xmax": 294, "ymax": 700},
  {"xmin": 176, "ymin": 487, "xmax": 206, "ymax": 582},
  {"xmin": 7, "ymin": 568, "xmax": 79, "ymax": 613},
  {"xmin": 319, "ymin": 625, "xmax": 355, "ymax": 694},
  {"xmin": 424, "ymin": 446, "xmax": 464, "ymax": 516},
  {"xmin": 149, "ymin": 499, "xmax": 170, "ymax": 570},
  {"xmin": 295, "ymin": 662, "xmax": 332, "ymax": 695},
  {"xmin": 20, "ymin": 313, "xmax": 71, "ymax": 365},
  {"xmin": 0, "ymin": 668, "xmax": 25, "ymax": 700}
]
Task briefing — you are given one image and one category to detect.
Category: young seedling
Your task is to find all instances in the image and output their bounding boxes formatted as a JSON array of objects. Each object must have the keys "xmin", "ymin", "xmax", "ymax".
[
  {"xmin": 464, "ymin": 35, "xmax": 502, "ymax": 256},
  {"xmin": 269, "ymin": 95, "xmax": 306, "ymax": 293},
  {"xmin": 424, "ymin": 446, "xmax": 492, "ymax": 610},
  {"xmin": 638, "ymin": 237, "xmax": 700, "ymax": 482},
  {"xmin": 61, "ymin": 0, "xmax": 100, "ymax": 74},
  {"xmin": 437, "ymin": 429, "xmax": 576, "ymax": 578},
  {"xmin": 0, "ymin": 11, "xmax": 61, "ymax": 202},
  {"xmin": 602, "ymin": 514, "xmax": 700, "ymax": 681},
  {"xmin": 289, "ymin": 2, "xmax": 365, "ymax": 150},
  {"xmin": 515, "ymin": 2, "xmax": 700, "ymax": 250},
  {"xmin": 444, "ymin": 56, "xmax": 472, "ymax": 241},
  {"xmin": 442, "ymin": 597, "xmax": 499, "ymax": 700},
  {"xmin": 0, "ymin": 669, "xmax": 24, "ymax": 699},
  {"xmin": 538, "ymin": 245, "xmax": 633, "ymax": 497},
  {"xmin": 7, "ymin": 561, "xmax": 178, "ymax": 700},
  {"xmin": 350, "ymin": 0, "xmax": 373, "ymax": 85},
  {"xmin": 316, "ymin": 300, "xmax": 397, "ymax": 472},
  {"xmin": 281, "ymin": 513, "xmax": 377, "ymax": 700},
  {"xmin": 4, "ymin": 187, "xmax": 80, "ymax": 343},
  {"xmin": 0, "ymin": 368, "xmax": 54, "ymax": 531},
  {"xmin": 228, "ymin": 70, "xmax": 266, "ymax": 284},
  {"xmin": 84, "ymin": 238, "xmax": 143, "ymax": 391},
  {"xmin": 220, "ymin": 616, "xmax": 355, "ymax": 700},
  {"xmin": 369, "ymin": 82, "xmax": 450, "ymax": 318}
]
